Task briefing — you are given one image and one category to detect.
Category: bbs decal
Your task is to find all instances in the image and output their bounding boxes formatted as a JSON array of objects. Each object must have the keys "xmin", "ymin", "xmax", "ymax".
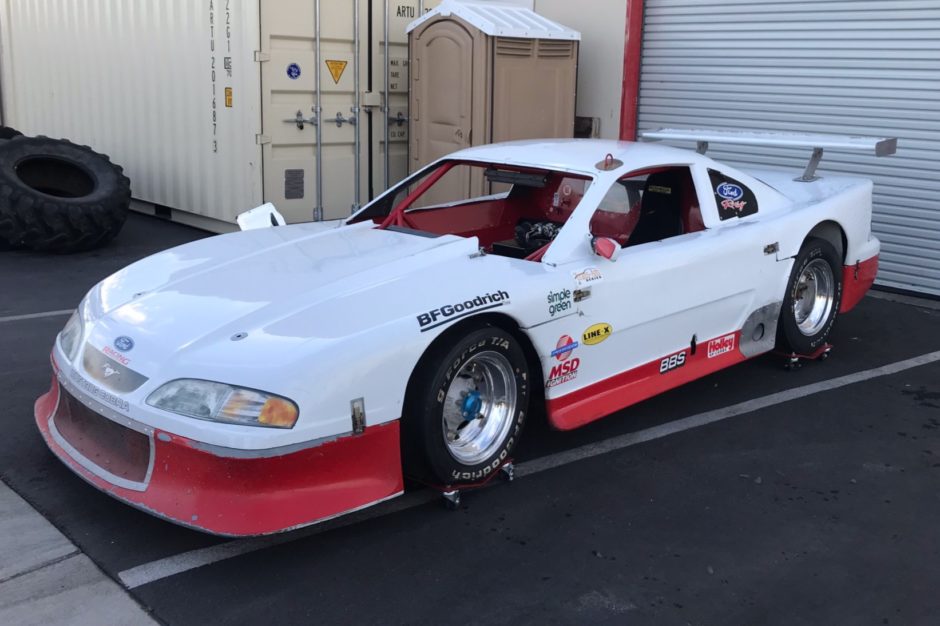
[{"xmin": 659, "ymin": 350, "xmax": 687, "ymax": 374}]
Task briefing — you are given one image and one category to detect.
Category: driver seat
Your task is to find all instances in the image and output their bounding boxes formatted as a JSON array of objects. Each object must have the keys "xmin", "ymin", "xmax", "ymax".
[{"xmin": 627, "ymin": 170, "xmax": 685, "ymax": 246}]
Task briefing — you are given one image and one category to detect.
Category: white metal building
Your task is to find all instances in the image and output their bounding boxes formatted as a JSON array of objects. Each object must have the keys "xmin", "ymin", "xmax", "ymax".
[{"xmin": 632, "ymin": 0, "xmax": 940, "ymax": 296}]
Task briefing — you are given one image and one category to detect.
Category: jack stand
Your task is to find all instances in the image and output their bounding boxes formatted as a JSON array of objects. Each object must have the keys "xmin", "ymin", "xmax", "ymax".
[
  {"xmin": 414, "ymin": 459, "xmax": 515, "ymax": 511},
  {"xmin": 778, "ymin": 343, "xmax": 832, "ymax": 371}
]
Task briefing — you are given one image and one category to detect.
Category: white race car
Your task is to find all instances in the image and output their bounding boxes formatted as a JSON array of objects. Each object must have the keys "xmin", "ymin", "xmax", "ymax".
[{"xmin": 35, "ymin": 130, "xmax": 892, "ymax": 535}]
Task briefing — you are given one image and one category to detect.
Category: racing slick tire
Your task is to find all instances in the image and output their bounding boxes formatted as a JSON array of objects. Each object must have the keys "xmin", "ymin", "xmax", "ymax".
[
  {"xmin": 403, "ymin": 325, "xmax": 530, "ymax": 485},
  {"xmin": 0, "ymin": 136, "xmax": 130, "ymax": 253},
  {"xmin": 0, "ymin": 126, "xmax": 23, "ymax": 140},
  {"xmin": 777, "ymin": 238, "xmax": 843, "ymax": 355}
]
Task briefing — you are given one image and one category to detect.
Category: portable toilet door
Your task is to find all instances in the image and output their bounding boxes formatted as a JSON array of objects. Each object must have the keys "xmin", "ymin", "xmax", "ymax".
[{"xmin": 408, "ymin": 0, "xmax": 580, "ymax": 180}]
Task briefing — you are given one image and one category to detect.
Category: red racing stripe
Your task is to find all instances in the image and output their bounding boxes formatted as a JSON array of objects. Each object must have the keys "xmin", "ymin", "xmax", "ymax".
[{"xmin": 547, "ymin": 331, "xmax": 746, "ymax": 430}]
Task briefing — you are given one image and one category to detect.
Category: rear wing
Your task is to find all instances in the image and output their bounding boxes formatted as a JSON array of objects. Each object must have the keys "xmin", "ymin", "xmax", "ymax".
[{"xmin": 640, "ymin": 128, "xmax": 897, "ymax": 182}]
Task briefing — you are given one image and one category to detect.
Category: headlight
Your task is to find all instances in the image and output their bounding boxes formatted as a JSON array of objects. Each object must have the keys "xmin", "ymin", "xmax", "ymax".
[
  {"xmin": 146, "ymin": 379, "xmax": 298, "ymax": 429},
  {"xmin": 57, "ymin": 310, "xmax": 84, "ymax": 361}
]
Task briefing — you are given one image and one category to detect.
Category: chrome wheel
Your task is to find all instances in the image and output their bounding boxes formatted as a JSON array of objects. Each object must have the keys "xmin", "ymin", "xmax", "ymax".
[
  {"xmin": 441, "ymin": 351, "xmax": 517, "ymax": 465},
  {"xmin": 793, "ymin": 258, "xmax": 835, "ymax": 337}
]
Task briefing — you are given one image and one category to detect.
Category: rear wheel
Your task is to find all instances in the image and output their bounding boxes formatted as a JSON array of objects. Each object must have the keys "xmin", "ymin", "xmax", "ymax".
[
  {"xmin": 403, "ymin": 325, "xmax": 530, "ymax": 484},
  {"xmin": 777, "ymin": 238, "xmax": 843, "ymax": 354}
]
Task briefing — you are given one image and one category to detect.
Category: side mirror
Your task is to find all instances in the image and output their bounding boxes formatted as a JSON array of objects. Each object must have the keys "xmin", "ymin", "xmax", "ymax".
[{"xmin": 591, "ymin": 236, "xmax": 620, "ymax": 262}]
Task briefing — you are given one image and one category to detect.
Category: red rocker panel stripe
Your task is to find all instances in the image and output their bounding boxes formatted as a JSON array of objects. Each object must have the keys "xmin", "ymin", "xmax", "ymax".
[
  {"xmin": 547, "ymin": 331, "xmax": 746, "ymax": 431},
  {"xmin": 840, "ymin": 255, "xmax": 879, "ymax": 314}
]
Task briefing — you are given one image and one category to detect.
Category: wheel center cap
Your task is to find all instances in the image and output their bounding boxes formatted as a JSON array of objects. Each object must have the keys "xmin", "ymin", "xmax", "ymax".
[{"xmin": 461, "ymin": 391, "xmax": 482, "ymax": 422}]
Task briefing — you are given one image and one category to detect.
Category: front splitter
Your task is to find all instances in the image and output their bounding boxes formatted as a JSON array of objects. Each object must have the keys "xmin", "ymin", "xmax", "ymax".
[{"xmin": 35, "ymin": 374, "xmax": 404, "ymax": 536}]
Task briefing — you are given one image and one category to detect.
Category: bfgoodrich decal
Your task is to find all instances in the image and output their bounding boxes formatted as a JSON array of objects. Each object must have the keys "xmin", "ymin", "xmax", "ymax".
[{"xmin": 417, "ymin": 291, "xmax": 510, "ymax": 331}]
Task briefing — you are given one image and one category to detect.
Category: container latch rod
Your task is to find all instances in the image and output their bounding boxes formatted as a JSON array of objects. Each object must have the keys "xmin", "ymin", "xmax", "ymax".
[
  {"xmin": 388, "ymin": 111, "xmax": 409, "ymax": 127},
  {"xmin": 284, "ymin": 109, "xmax": 319, "ymax": 130}
]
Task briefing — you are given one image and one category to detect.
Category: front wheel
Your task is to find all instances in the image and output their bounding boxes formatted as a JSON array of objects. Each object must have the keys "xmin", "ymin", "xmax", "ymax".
[
  {"xmin": 777, "ymin": 238, "xmax": 843, "ymax": 354},
  {"xmin": 403, "ymin": 326, "xmax": 530, "ymax": 484}
]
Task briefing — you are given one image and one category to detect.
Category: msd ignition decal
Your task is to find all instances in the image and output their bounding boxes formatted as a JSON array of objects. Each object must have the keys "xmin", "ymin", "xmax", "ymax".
[
  {"xmin": 547, "ymin": 288, "xmax": 573, "ymax": 317},
  {"xmin": 546, "ymin": 335, "xmax": 580, "ymax": 388},
  {"xmin": 417, "ymin": 291, "xmax": 510, "ymax": 332},
  {"xmin": 707, "ymin": 333, "xmax": 736, "ymax": 358},
  {"xmin": 659, "ymin": 349, "xmax": 687, "ymax": 374}
]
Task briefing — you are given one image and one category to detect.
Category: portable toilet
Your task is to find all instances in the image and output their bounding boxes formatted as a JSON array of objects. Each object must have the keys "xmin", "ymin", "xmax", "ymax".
[{"xmin": 407, "ymin": 0, "xmax": 580, "ymax": 174}]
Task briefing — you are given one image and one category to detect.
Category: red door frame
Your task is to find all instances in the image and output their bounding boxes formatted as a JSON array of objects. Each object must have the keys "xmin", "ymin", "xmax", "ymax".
[{"xmin": 619, "ymin": 0, "xmax": 645, "ymax": 141}]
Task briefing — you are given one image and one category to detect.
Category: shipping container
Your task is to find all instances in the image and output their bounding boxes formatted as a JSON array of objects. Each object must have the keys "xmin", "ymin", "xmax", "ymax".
[{"xmin": 0, "ymin": 0, "xmax": 434, "ymax": 231}]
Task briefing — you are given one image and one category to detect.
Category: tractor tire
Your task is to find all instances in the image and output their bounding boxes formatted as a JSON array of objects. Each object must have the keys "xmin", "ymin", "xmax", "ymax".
[
  {"xmin": 0, "ymin": 136, "xmax": 130, "ymax": 253},
  {"xmin": 0, "ymin": 126, "xmax": 23, "ymax": 140}
]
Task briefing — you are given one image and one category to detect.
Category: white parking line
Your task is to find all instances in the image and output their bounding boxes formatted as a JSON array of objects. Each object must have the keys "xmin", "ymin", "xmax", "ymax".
[
  {"xmin": 118, "ymin": 349, "xmax": 940, "ymax": 589},
  {"xmin": 0, "ymin": 309, "xmax": 73, "ymax": 324}
]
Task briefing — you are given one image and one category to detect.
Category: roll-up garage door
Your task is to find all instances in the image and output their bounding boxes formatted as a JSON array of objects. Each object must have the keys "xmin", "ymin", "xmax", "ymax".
[{"xmin": 636, "ymin": 0, "xmax": 940, "ymax": 296}]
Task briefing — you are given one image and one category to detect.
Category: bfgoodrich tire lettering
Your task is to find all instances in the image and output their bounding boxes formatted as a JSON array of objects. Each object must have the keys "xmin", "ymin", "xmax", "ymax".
[
  {"xmin": 777, "ymin": 238, "xmax": 843, "ymax": 354},
  {"xmin": 0, "ymin": 136, "xmax": 130, "ymax": 252},
  {"xmin": 404, "ymin": 325, "xmax": 530, "ymax": 484}
]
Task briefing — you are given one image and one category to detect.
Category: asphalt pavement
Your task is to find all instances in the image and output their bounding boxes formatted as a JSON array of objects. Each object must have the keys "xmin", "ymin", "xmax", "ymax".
[{"xmin": 1, "ymin": 212, "xmax": 939, "ymax": 625}]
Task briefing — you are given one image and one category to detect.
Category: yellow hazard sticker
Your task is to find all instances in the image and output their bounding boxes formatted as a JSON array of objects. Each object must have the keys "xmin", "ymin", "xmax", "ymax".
[
  {"xmin": 224, "ymin": 87, "xmax": 233, "ymax": 108},
  {"xmin": 325, "ymin": 60, "xmax": 348, "ymax": 84}
]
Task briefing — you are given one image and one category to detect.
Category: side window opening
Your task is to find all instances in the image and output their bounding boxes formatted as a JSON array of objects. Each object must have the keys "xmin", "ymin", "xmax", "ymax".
[
  {"xmin": 590, "ymin": 166, "xmax": 704, "ymax": 247},
  {"xmin": 708, "ymin": 169, "xmax": 759, "ymax": 220},
  {"xmin": 349, "ymin": 161, "xmax": 592, "ymax": 262}
]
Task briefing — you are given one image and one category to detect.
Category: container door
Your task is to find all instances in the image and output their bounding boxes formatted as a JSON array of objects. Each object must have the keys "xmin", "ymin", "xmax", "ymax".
[
  {"xmin": 261, "ymin": 0, "xmax": 429, "ymax": 221},
  {"xmin": 260, "ymin": 0, "xmax": 360, "ymax": 222},
  {"xmin": 367, "ymin": 1, "xmax": 419, "ymax": 199}
]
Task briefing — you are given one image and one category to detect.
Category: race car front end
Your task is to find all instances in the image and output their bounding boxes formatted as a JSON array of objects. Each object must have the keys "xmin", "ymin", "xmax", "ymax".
[{"xmin": 35, "ymin": 310, "xmax": 403, "ymax": 536}]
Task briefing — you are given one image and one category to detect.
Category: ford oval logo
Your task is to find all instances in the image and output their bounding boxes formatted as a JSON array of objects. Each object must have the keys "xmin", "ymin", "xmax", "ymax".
[
  {"xmin": 114, "ymin": 336, "xmax": 135, "ymax": 352},
  {"xmin": 716, "ymin": 182, "xmax": 744, "ymax": 200}
]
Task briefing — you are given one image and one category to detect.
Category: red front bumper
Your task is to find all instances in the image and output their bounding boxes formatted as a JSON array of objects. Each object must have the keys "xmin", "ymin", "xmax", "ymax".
[{"xmin": 35, "ymin": 374, "xmax": 403, "ymax": 536}]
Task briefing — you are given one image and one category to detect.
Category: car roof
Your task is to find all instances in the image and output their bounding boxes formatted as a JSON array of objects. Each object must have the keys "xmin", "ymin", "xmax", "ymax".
[{"xmin": 446, "ymin": 138, "xmax": 710, "ymax": 177}]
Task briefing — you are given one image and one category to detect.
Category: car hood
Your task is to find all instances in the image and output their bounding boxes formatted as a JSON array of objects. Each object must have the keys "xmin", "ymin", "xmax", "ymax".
[{"xmin": 84, "ymin": 222, "xmax": 481, "ymax": 372}]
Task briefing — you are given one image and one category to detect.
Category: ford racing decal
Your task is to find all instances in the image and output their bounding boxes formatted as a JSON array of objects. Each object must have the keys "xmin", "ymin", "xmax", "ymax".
[
  {"xmin": 716, "ymin": 182, "xmax": 743, "ymax": 200},
  {"xmin": 417, "ymin": 291, "xmax": 510, "ymax": 332},
  {"xmin": 114, "ymin": 336, "xmax": 135, "ymax": 352}
]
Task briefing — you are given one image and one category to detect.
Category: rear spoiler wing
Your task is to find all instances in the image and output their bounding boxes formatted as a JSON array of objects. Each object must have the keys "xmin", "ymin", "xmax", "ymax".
[{"xmin": 640, "ymin": 128, "xmax": 897, "ymax": 182}]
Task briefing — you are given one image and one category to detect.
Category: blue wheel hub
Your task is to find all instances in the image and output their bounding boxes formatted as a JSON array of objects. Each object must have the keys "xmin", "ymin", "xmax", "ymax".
[{"xmin": 461, "ymin": 391, "xmax": 483, "ymax": 422}]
